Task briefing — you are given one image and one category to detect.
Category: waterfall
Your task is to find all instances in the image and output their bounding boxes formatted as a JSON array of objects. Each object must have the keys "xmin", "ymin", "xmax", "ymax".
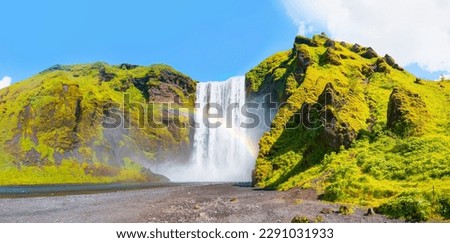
[
  {"xmin": 153, "ymin": 76, "xmax": 259, "ymax": 182},
  {"xmin": 190, "ymin": 76, "xmax": 255, "ymax": 182}
]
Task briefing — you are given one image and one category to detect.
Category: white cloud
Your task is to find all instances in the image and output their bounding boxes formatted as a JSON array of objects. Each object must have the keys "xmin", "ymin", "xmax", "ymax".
[
  {"xmin": 0, "ymin": 76, "xmax": 12, "ymax": 89},
  {"xmin": 281, "ymin": 0, "xmax": 450, "ymax": 73}
]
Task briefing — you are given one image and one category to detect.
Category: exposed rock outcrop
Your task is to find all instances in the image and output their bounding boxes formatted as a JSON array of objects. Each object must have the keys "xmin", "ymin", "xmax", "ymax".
[
  {"xmin": 317, "ymin": 83, "xmax": 357, "ymax": 149},
  {"xmin": 320, "ymin": 48, "xmax": 342, "ymax": 66},
  {"xmin": 384, "ymin": 54, "xmax": 405, "ymax": 71},
  {"xmin": 387, "ymin": 88, "xmax": 428, "ymax": 136}
]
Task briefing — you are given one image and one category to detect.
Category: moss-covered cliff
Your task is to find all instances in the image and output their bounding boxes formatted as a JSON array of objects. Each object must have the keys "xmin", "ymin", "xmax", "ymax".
[
  {"xmin": 248, "ymin": 34, "xmax": 450, "ymax": 221},
  {"xmin": 0, "ymin": 62, "xmax": 196, "ymax": 185}
]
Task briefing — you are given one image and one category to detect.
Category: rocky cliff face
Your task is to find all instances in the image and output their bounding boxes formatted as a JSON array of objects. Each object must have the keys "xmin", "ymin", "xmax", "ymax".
[{"xmin": 0, "ymin": 63, "xmax": 196, "ymax": 185}]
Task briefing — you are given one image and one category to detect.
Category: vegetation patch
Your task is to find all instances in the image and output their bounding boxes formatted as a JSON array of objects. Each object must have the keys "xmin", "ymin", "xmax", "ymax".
[
  {"xmin": 0, "ymin": 63, "xmax": 195, "ymax": 185},
  {"xmin": 249, "ymin": 34, "xmax": 450, "ymax": 221}
]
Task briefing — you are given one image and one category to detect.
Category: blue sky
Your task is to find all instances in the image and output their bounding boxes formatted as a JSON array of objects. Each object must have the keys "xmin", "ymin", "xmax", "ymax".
[
  {"xmin": 1, "ymin": 0, "xmax": 448, "ymax": 86},
  {"xmin": 0, "ymin": 0, "xmax": 295, "ymax": 83}
]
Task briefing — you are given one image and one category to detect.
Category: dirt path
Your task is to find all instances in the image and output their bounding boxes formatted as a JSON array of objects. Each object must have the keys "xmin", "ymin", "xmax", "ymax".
[{"xmin": 0, "ymin": 183, "xmax": 399, "ymax": 223}]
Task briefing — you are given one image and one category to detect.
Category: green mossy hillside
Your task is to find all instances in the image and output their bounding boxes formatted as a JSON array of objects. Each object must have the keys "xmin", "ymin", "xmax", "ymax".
[
  {"xmin": 248, "ymin": 34, "xmax": 450, "ymax": 221},
  {"xmin": 0, "ymin": 62, "xmax": 196, "ymax": 185}
]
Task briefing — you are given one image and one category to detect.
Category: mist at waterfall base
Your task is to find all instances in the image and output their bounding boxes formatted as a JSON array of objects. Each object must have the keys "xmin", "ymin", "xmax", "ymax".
[{"xmin": 152, "ymin": 76, "xmax": 271, "ymax": 182}]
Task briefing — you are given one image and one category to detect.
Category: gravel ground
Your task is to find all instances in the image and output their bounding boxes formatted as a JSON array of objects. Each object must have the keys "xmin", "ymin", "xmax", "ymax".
[{"xmin": 0, "ymin": 183, "xmax": 399, "ymax": 223}]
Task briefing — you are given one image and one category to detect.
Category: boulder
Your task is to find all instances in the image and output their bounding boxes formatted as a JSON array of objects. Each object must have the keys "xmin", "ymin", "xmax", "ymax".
[
  {"xmin": 384, "ymin": 54, "xmax": 404, "ymax": 71},
  {"xmin": 384, "ymin": 54, "xmax": 396, "ymax": 66},
  {"xmin": 324, "ymin": 39, "xmax": 336, "ymax": 48},
  {"xmin": 351, "ymin": 43, "xmax": 361, "ymax": 53},
  {"xmin": 361, "ymin": 47, "xmax": 378, "ymax": 59}
]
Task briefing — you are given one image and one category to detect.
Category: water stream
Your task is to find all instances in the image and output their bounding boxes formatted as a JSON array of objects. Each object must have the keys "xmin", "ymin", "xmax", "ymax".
[{"xmin": 155, "ymin": 76, "xmax": 260, "ymax": 182}]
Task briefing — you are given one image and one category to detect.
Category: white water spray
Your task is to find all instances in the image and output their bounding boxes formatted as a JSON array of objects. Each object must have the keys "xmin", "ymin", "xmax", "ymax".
[
  {"xmin": 154, "ymin": 76, "xmax": 259, "ymax": 182},
  {"xmin": 190, "ymin": 76, "xmax": 255, "ymax": 181}
]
